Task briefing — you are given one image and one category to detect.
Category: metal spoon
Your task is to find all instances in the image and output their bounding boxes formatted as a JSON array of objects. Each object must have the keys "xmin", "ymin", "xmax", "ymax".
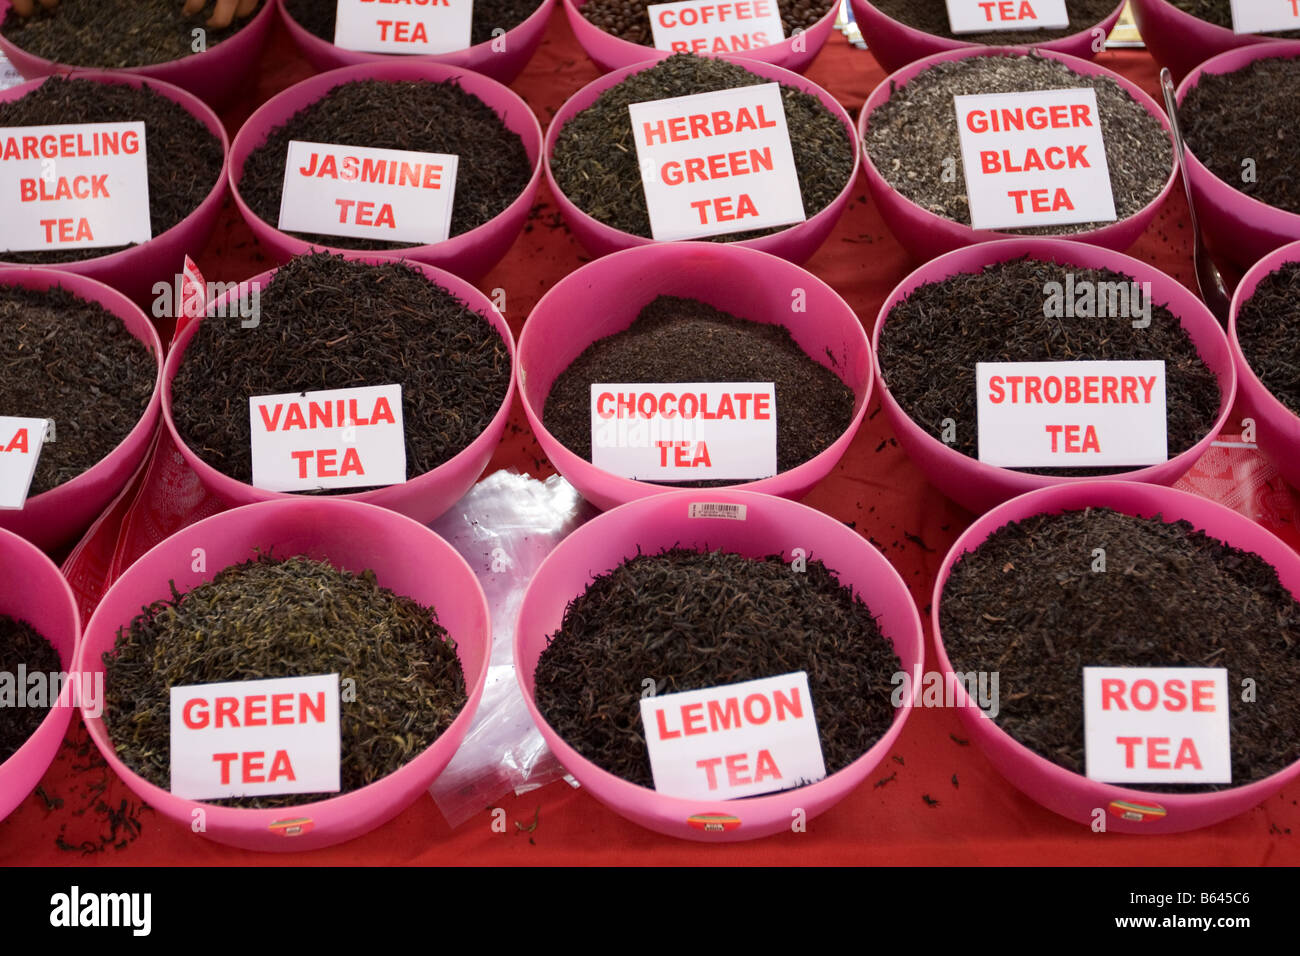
[{"xmin": 1160, "ymin": 67, "xmax": 1232, "ymax": 325}]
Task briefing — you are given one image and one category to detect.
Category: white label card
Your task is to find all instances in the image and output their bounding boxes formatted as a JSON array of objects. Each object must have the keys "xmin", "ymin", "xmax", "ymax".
[
  {"xmin": 628, "ymin": 84, "xmax": 806, "ymax": 240},
  {"xmin": 170, "ymin": 674, "xmax": 342, "ymax": 799},
  {"xmin": 1083, "ymin": 667, "xmax": 1231, "ymax": 784},
  {"xmin": 0, "ymin": 51, "xmax": 23, "ymax": 91},
  {"xmin": 0, "ymin": 417, "xmax": 49, "ymax": 510},
  {"xmin": 640, "ymin": 672, "xmax": 826, "ymax": 799},
  {"xmin": 590, "ymin": 382, "xmax": 777, "ymax": 481},
  {"xmin": 0, "ymin": 122, "xmax": 151, "ymax": 252},
  {"xmin": 1230, "ymin": 0, "xmax": 1300, "ymax": 34},
  {"xmin": 278, "ymin": 141, "xmax": 458, "ymax": 245},
  {"xmin": 333, "ymin": 0, "xmax": 473, "ymax": 54},
  {"xmin": 946, "ymin": 0, "xmax": 1070, "ymax": 33},
  {"xmin": 954, "ymin": 88, "xmax": 1116, "ymax": 230},
  {"xmin": 249, "ymin": 384, "xmax": 407, "ymax": 492},
  {"xmin": 647, "ymin": 0, "xmax": 785, "ymax": 54}
]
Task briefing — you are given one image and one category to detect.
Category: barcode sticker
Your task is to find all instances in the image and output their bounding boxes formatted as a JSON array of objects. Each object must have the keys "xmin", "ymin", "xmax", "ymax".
[{"xmin": 688, "ymin": 502, "xmax": 748, "ymax": 520}]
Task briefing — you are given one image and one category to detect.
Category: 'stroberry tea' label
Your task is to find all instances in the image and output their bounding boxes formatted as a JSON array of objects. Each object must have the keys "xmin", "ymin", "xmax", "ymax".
[
  {"xmin": 0, "ymin": 416, "xmax": 50, "ymax": 510},
  {"xmin": 945, "ymin": 0, "xmax": 1069, "ymax": 33},
  {"xmin": 639, "ymin": 671, "xmax": 826, "ymax": 799},
  {"xmin": 1230, "ymin": 0, "xmax": 1300, "ymax": 33},
  {"xmin": 628, "ymin": 83, "xmax": 806, "ymax": 240},
  {"xmin": 1083, "ymin": 667, "xmax": 1231, "ymax": 784},
  {"xmin": 953, "ymin": 87, "xmax": 1116, "ymax": 230},
  {"xmin": 333, "ymin": 0, "xmax": 473, "ymax": 53},
  {"xmin": 647, "ymin": 0, "xmax": 785, "ymax": 53},
  {"xmin": 0, "ymin": 122, "xmax": 151, "ymax": 252},
  {"xmin": 279, "ymin": 141, "xmax": 458, "ymax": 245},
  {"xmin": 975, "ymin": 360, "xmax": 1168, "ymax": 467},
  {"xmin": 590, "ymin": 382, "xmax": 777, "ymax": 480}
]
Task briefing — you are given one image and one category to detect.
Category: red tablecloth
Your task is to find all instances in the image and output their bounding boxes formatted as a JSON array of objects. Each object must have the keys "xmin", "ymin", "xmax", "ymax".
[{"xmin": 4, "ymin": 10, "xmax": 1300, "ymax": 866}]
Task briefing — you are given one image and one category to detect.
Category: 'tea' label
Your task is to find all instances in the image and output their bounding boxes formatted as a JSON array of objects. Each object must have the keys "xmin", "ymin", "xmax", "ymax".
[
  {"xmin": 1229, "ymin": 0, "xmax": 1300, "ymax": 34},
  {"xmin": 945, "ymin": 0, "xmax": 1070, "ymax": 34},
  {"xmin": 332, "ymin": 0, "xmax": 474, "ymax": 54}
]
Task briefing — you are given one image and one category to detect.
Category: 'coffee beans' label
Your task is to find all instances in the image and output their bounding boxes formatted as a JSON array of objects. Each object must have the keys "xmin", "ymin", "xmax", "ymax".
[
  {"xmin": 0, "ymin": 416, "xmax": 50, "ymax": 510},
  {"xmin": 945, "ymin": 0, "xmax": 1069, "ymax": 34},
  {"xmin": 332, "ymin": 0, "xmax": 473, "ymax": 54},
  {"xmin": 647, "ymin": 0, "xmax": 785, "ymax": 55},
  {"xmin": 1229, "ymin": 0, "xmax": 1300, "ymax": 34}
]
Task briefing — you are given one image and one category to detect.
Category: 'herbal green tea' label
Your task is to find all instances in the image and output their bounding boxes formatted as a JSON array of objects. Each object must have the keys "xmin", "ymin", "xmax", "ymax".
[
  {"xmin": 945, "ymin": 0, "xmax": 1069, "ymax": 33},
  {"xmin": 332, "ymin": 0, "xmax": 473, "ymax": 53},
  {"xmin": 0, "ymin": 416, "xmax": 49, "ymax": 509},
  {"xmin": 646, "ymin": 0, "xmax": 785, "ymax": 54}
]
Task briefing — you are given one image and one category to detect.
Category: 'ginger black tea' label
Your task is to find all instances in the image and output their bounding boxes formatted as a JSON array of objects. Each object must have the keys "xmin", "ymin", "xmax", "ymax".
[{"xmin": 333, "ymin": 0, "xmax": 474, "ymax": 52}]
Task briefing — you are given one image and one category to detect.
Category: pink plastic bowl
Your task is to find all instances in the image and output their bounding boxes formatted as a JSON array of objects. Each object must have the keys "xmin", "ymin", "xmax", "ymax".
[
  {"xmin": 848, "ymin": 0, "xmax": 1125, "ymax": 74},
  {"xmin": 933, "ymin": 480, "xmax": 1300, "ymax": 834},
  {"xmin": 873, "ymin": 237, "xmax": 1237, "ymax": 515},
  {"xmin": 161, "ymin": 253, "xmax": 516, "ymax": 525},
  {"xmin": 0, "ymin": 0, "xmax": 275, "ymax": 109},
  {"xmin": 0, "ymin": 526, "xmax": 79, "ymax": 823},
  {"xmin": 1229, "ymin": 238, "xmax": 1300, "ymax": 492},
  {"xmin": 1176, "ymin": 42, "xmax": 1300, "ymax": 271},
  {"xmin": 0, "ymin": 268, "xmax": 163, "ymax": 553},
  {"xmin": 228, "ymin": 60, "xmax": 543, "ymax": 284},
  {"xmin": 517, "ymin": 242, "xmax": 872, "ymax": 511},
  {"xmin": 515, "ymin": 489, "xmax": 923, "ymax": 841},
  {"xmin": 858, "ymin": 46, "xmax": 1178, "ymax": 262},
  {"xmin": 562, "ymin": 0, "xmax": 839, "ymax": 74},
  {"xmin": 277, "ymin": 0, "xmax": 556, "ymax": 85},
  {"xmin": 1130, "ymin": 0, "xmax": 1291, "ymax": 83},
  {"xmin": 75, "ymin": 497, "xmax": 490, "ymax": 851},
  {"xmin": 0, "ymin": 71, "xmax": 230, "ymax": 306},
  {"xmin": 545, "ymin": 55, "xmax": 860, "ymax": 265}
]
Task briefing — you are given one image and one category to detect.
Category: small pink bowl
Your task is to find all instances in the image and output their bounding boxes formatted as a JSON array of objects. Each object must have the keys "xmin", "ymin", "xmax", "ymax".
[
  {"xmin": 515, "ymin": 489, "xmax": 923, "ymax": 842},
  {"xmin": 0, "ymin": 71, "xmax": 230, "ymax": 307},
  {"xmin": 933, "ymin": 480, "xmax": 1300, "ymax": 834},
  {"xmin": 162, "ymin": 253, "xmax": 515, "ymax": 526},
  {"xmin": 873, "ymin": 238, "xmax": 1236, "ymax": 515},
  {"xmin": 858, "ymin": 46, "xmax": 1178, "ymax": 262},
  {"xmin": 848, "ymin": 0, "xmax": 1126, "ymax": 74},
  {"xmin": 562, "ymin": 0, "xmax": 839, "ymax": 74},
  {"xmin": 1228, "ymin": 238, "xmax": 1300, "ymax": 492},
  {"xmin": 228, "ymin": 60, "xmax": 543, "ymax": 284},
  {"xmin": 0, "ymin": 0, "xmax": 275, "ymax": 109},
  {"xmin": 1130, "ymin": 0, "xmax": 1290, "ymax": 83},
  {"xmin": 545, "ymin": 55, "xmax": 859, "ymax": 265},
  {"xmin": 0, "ymin": 526, "xmax": 79, "ymax": 823},
  {"xmin": 517, "ymin": 242, "xmax": 872, "ymax": 511},
  {"xmin": 1176, "ymin": 42, "xmax": 1300, "ymax": 271},
  {"xmin": 76, "ymin": 497, "xmax": 491, "ymax": 851},
  {"xmin": 0, "ymin": 268, "xmax": 163, "ymax": 553},
  {"xmin": 277, "ymin": 0, "xmax": 556, "ymax": 85}
]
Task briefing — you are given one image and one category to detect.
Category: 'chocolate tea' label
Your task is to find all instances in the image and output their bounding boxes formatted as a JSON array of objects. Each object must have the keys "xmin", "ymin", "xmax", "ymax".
[
  {"xmin": 1229, "ymin": 0, "xmax": 1300, "ymax": 34},
  {"xmin": 332, "ymin": 0, "xmax": 473, "ymax": 54},
  {"xmin": 0, "ymin": 416, "xmax": 50, "ymax": 510},
  {"xmin": 945, "ymin": 0, "xmax": 1069, "ymax": 34},
  {"xmin": 647, "ymin": 0, "xmax": 785, "ymax": 55}
]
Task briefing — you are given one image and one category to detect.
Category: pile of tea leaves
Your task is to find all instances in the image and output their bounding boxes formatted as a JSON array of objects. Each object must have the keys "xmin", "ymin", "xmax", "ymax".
[
  {"xmin": 169, "ymin": 253, "xmax": 510, "ymax": 490},
  {"xmin": 0, "ymin": 284, "xmax": 155, "ymax": 496},
  {"xmin": 103, "ymin": 554, "xmax": 467, "ymax": 807},
  {"xmin": 1, "ymin": 615, "xmax": 61, "ymax": 764},
  {"xmin": 940, "ymin": 507, "xmax": 1300, "ymax": 791},
  {"xmin": 283, "ymin": 0, "xmax": 542, "ymax": 47},
  {"xmin": 1167, "ymin": 0, "xmax": 1300, "ymax": 35},
  {"xmin": 864, "ymin": 53, "xmax": 1172, "ymax": 234},
  {"xmin": 877, "ymin": 257, "xmax": 1220, "ymax": 476},
  {"xmin": 1236, "ymin": 260, "xmax": 1300, "ymax": 417},
  {"xmin": 533, "ymin": 548, "xmax": 901, "ymax": 789},
  {"xmin": 868, "ymin": 0, "xmax": 1119, "ymax": 43},
  {"xmin": 550, "ymin": 53, "xmax": 853, "ymax": 240},
  {"xmin": 577, "ymin": 0, "xmax": 834, "ymax": 45},
  {"xmin": 0, "ymin": 0, "xmax": 262, "ymax": 68},
  {"xmin": 543, "ymin": 295, "xmax": 855, "ymax": 484},
  {"xmin": 239, "ymin": 79, "xmax": 532, "ymax": 249},
  {"xmin": 0, "ymin": 78, "xmax": 224, "ymax": 264},
  {"xmin": 1181, "ymin": 55, "xmax": 1300, "ymax": 215}
]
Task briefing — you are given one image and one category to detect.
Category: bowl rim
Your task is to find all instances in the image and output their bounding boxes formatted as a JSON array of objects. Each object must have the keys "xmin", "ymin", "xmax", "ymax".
[{"xmin": 1227, "ymin": 237, "xmax": 1300, "ymax": 433}]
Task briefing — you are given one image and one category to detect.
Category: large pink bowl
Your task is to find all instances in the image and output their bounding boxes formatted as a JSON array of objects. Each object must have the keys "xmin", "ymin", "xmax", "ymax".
[
  {"xmin": 0, "ymin": 0, "xmax": 275, "ymax": 109},
  {"xmin": 228, "ymin": 60, "xmax": 543, "ymax": 284},
  {"xmin": 515, "ymin": 489, "xmax": 923, "ymax": 842},
  {"xmin": 873, "ymin": 238, "xmax": 1236, "ymax": 515},
  {"xmin": 277, "ymin": 0, "xmax": 556, "ymax": 85},
  {"xmin": 858, "ymin": 46, "xmax": 1178, "ymax": 262},
  {"xmin": 518, "ymin": 242, "xmax": 872, "ymax": 511},
  {"xmin": 0, "ymin": 71, "xmax": 230, "ymax": 306},
  {"xmin": 1176, "ymin": 42, "xmax": 1300, "ymax": 270},
  {"xmin": 0, "ymin": 526, "xmax": 79, "ymax": 823},
  {"xmin": 162, "ymin": 253, "xmax": 515, "ymax": 525},
  {"xmin": 545, "ymin": 55, "xmax": 859, "ymax": 265},
  {"xmin": 1229, "ymin": 239, "xmax": 1300, "ymax": 492},
  {"xmin": 849, "ymin": 0, "xmax": 1125, "ymax": 74},
  {"xmin": 1130, "ymin": 0, "xmax": 1293, "ymax": 83},
  {"xmin": 562, "ymin": 0, "xmax": 839, "ymax": 74},
  {"xmin": 76, "ymin": 497, "xmax": 491, "ymax": 852},
  {"xmin": 933, "ymin": 480, "xmax": 1300, "ymax": 834},
  {"xmin": 0, "ymin": 268, "xmax": 163, "ymax": 553}
]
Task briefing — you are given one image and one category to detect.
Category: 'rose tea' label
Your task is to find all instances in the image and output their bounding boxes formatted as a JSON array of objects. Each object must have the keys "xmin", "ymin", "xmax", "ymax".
[
  {"xmin": 628, "ymin": 84, "xmax": 806, "ymax": 240},
  {"xmin": 0, "ymin": 122, "xmax": 151, "ymax": 252},
  {"xmin": 249, "ymin": 383, "xmax": 406, "ymax": 492},
  {"xmin": 1230, "ymin": 0, "xmax": 1300, "ymax": 34},
  {"xmin": 332, "ymin": 0, "xmax": 473, "ymax": 54},
  {"xmin": 278, "ymin": 141, "xmax": 458, "ymax": 244},
  {"xmin": 954, "ymin": 88, "xmax": 1116, "ymax": 230},
  {"xmin": 647, "ymin": 0, "xmax": 785, "ymax": 54},
  {"xmin": 945, "ymin": 0, "xmax": 1069, "ymax": 33},
  {"xmin": 0, "ymin": 417, "xmax": 50, "ymax": 510}
]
